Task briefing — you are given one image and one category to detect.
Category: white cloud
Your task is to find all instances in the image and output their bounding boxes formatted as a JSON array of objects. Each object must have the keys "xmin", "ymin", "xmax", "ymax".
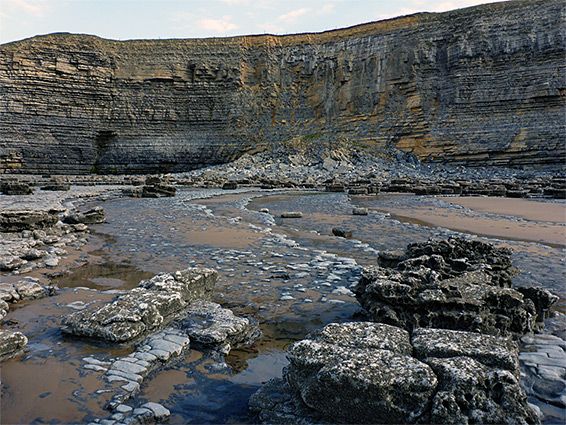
[
  {"xmin": 256, "ymin": 21, "xmax": 284, "ymax": 34},
  {"xmin": 278, "ymin": 7, "xmax": 311, "ymax": 23},
  {"xmin": 378, "ymin": 0, "xmax": 508, "ymax": 21},
  {"xmin": 196, "ymin": 16, "xmax": 239, "ymax": 33},
  {"xmin": 220, "ymin": 0, "xmax": 250, "ymax": 5},
  {"xmin": 4, "ymin": 0, "xmax": 48, "ymax": 18},
  {"xmin": 318, "ymin": 4, "xmax": 335, "ymax": 15}
]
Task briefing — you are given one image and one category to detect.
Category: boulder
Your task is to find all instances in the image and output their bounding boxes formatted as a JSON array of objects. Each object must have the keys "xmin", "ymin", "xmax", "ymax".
[
  {"xmin": 0, "ymin": 280, "xmax": 55, "ymax": 302},
  {"xmin": 354, "ymin": 238, "xmax": 556, "ymax": 337},
  {"xmin": 252, "ymin": 322, "xmax": 437, "ymax": 424},
  {"xmin": 332, "ymin": 228, "xmax": 353, "ymax": 238},
  {"xmin": 0, "ymin": 181, "xmax": 33, "ymax": 195},
  {"xmin": 61, "ymin": 267, "xmax": 217, "ymax": 343},
  {"xmin": 63, "ymin": 206, "xmax": 106, "ymax": 225},
  {"xmin": 141, "ymin": 183, "xmax": 176, "ymax": 197},
  {"xmin": 0, "ymin": 329, "xmax": 27, "ymax": 361},
  {"xmin": 352, "ymin": 207, "xmax": 368, "ymax": 215},
  {"xmin": 281, "ymin": 212, "xmax": 303, "ymax": 218},
  {"xmin": 250, "ymin": 322, "xmax": 539, "ymax": 424},
  {"xmin": 178, "ymin": 301, "xmax": 260, "ymax": 354},
  {"xmin": 325, "ymin": 184, "xmax": 345, "ymax": 192}
]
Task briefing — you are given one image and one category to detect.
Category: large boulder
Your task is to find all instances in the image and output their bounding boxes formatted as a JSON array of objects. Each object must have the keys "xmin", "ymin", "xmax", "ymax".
[
  {"xmin": 250, "ymin": 322, "xmax": 539, "ymax": 424},
  {"xmin": 412, "ymin": 328, "xmax": 538, "ymax": 424},
  {"xmin": 61, "ymin": 268, "xmax": 217, "ymax": 343},
  {"xmin": 179, "ymin": 301, "xmax": 260, "ymax": 354},
  {"xmin": 353, "ymin": 238, "xmax": 557, "ymax": 338},
  {"xmin": 63, "ymin": 206, "xmax": 106, "ymax": 225}
]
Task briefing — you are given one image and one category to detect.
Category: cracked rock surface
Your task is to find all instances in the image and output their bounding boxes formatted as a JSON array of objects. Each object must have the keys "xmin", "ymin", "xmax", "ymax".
[
  {"xmin": 61, "ymin": 267, "xmax": 218, "ymax": 342},
  {"xmin": 353, "ymin": 237, "xmax": 557, "ymax": 337},
  {"xmin": 250, "ymin": 322, "xmax": 539, "ymax": 424}
]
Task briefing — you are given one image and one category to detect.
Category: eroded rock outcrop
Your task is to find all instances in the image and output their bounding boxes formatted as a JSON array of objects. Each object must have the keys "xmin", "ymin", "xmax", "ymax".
[
  {"xmin": 1, "ymin": 0, "xmax": 564, "ymax": 174},
  {"xmin": 61, "ymin": 267, "xmax": 218, "ymax": 342},
  {"xmin": 250, "ymin": 322, "xmax": 539, "ymax": 424},
  {"xmin": 353, "ymin": 238, "xmax": 558, "ymax": 337}
]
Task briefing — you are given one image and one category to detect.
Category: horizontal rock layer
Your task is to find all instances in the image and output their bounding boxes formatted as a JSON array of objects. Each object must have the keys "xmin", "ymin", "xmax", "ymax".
[{"xmin": 1, "ymin": 0, "xmax": 564, "ymax": 174}]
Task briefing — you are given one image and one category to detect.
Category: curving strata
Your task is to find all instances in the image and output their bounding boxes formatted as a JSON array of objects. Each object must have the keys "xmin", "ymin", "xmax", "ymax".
[{"xmin": 0, "ymin": 0, "xmax": 564, "ymax": 174}]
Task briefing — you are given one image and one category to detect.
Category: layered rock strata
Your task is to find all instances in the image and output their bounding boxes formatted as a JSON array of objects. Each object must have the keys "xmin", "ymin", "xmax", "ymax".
[
  {"xmin": 61, "ymin": 268, "xmax": 218, "ymax": 342},
  {"xmin": 249, "ymin": 322, "xmax": 539, "ymax": 424},
  {"xmin": 1, "ymin": 0, "xmax": 564, "ymax": 174},
  {"xmin": 353, "ymin": 238, "xmax": 558, "ymax": 337}
]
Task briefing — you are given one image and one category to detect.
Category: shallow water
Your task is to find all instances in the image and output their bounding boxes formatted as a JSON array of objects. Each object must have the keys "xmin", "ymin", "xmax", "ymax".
[{"xmin": 1, "ymin": 189, "xmax": 565, "ymax": 424}]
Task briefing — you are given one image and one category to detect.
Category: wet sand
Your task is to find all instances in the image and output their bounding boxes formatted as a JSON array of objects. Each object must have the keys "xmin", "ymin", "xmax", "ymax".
[
  {"xmin": 444, "ymin": 196, "xmax": 566, "ymax": 223},
  {"xmin": 1, "ymin": 189, "xmax": 565, "ymax": 425},
  {"xmin": 363, "ymin": 195, "xmax": 566, "ymax": 248}
]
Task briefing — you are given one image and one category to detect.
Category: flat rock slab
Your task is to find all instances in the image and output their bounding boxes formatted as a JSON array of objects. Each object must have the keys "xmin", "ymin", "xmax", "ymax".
[
  {"xmin": 61, "ymin": 267, "xmax": 217, "ymax": 343},
  {"xmin": 0, "ymin": 210, "xmax": 59, "ymax": 232},
  {"xmin": 179, "ymin": 301, "xmax": 260, "ymax": 354}
]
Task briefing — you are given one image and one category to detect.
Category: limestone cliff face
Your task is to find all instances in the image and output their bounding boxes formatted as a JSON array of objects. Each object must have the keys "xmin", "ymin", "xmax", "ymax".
[{"xmin": 1, "ymin": 0, "xmax": 564, "ymax": 174}]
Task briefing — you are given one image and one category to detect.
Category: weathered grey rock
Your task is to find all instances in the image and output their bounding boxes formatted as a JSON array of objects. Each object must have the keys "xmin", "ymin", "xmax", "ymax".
[
  {"xmin": 281, "ymin": 212, "xmax": 303, "ymax": 218},
  {"xmin": 0, "ymin": 299, "xmax": 9, "ymax": 320},
  {"xmin": 1, "ymin": 181, "xmax": 33, "ymax": 195},
  {"xmin": 252, "ymin": 322, "xmax": 437, "ymax": 424},
  {"xmin": 0, "ymin": 329, "xmax": 27, "ymax": 361},
  {"xmin": 352, "ymin": 207, "xmax": 368, "ymax": 215},
  {"xmin": 250, "ymin": 322, "xmax": 539, "ymax": 424},
  {"xmin": 428, "ymin": 356, "xmax": 538, "ymax": 424},
  {"xmin": 412, "ymin": 327, "xmax": 520, "ymax": 373},
  {"xmin": 63, "ymin": 206, "xmax": 106, "ymax": 225},
  {"xmin": 61, "ymin": 267, "xmax": 217, "ymax": 342},
  {"xmin": 141, "ymin": 183, "xmax": 176, "ymax": 198},
  {"xmin": 41, "ymin": 182, "xmax": 70, "ymax": 191},
  {"xmin": 179, "ymin": 301, "xmax": 260, "ymax": 353},
  {"xmin": 138, "ymin": 268, "xmax": 217, "ymax": 302},
  {"xmin": 331, "ymin": 228, "xmax": 352, "ymax": 238},
  {"xmin": 0, "ymin": 255, "xmax": 26, "ymax": 271},
  {"xmin": 354, "ymin": 238, "xmax": 556, "ymax": 337},
  {"xmin": 0, "ymin": 210, "xmax": 59, "ymax": 232}
]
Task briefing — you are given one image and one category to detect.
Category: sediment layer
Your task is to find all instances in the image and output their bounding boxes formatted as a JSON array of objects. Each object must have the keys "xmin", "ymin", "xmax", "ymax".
[{"xmin": 1, "ymin": 0, "xmax": 564, "ymax": 174}]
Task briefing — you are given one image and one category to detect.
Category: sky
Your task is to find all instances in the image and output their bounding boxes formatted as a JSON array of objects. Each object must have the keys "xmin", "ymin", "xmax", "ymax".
[{"xmin": 1, "ymin": 0, "xmax": 508, "ymax": 44}]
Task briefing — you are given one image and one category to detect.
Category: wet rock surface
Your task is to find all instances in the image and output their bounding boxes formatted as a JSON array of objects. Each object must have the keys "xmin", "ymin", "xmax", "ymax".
[
  {"xmin": 250, "ymin": 322, "xmax": 539, "ymax": 424},
  {"xmin": 61, "ymin": 268, "xmax": 218, "ymax": 342},
  {"xmin": 0, "ymin": 329, "xmax": 28, "ymax": 361},
  {"xmin": 63, "ymin": 206, "xmax": 107, "ymax": 225},
  {"xmin": 179, "ymin": 301, "xmax": 260, "ymax": 354},
  {"xmin": 353, "ymin": 237, "xmax": 557, "ymax": 337},
  {"xmin": 0, "ymin": 278, "xmax": 56, "ymax": 357},
  {"xmin": 520, "ymin": 333, "xmax": 566, "ymax": 413},
  {"xmin": 0, "ymin": 171, "xmax": 563, "ymax": 424},
  {"xmin": 76, "ymin": 295, "xmax": 260, "ymax": 425}
]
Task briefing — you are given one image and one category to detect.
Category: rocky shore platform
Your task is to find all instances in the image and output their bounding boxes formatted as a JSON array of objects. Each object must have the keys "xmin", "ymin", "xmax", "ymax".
[
  {"xmin": 61, "ymin": 268, "xmax": 260, "ymax": 425},
  {"xmin": 249, "ymin": 238, "xmax": 560, "ymax": 424},
  {"xmin": 0, "ymin": 143, "xmax": 564, "ymax": 424}
]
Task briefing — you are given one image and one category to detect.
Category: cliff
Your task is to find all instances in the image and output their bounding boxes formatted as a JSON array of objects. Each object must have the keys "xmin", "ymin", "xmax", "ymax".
[{"xmin": 0, "ymin": 0, "xmax": 564, "ymax": 174}]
